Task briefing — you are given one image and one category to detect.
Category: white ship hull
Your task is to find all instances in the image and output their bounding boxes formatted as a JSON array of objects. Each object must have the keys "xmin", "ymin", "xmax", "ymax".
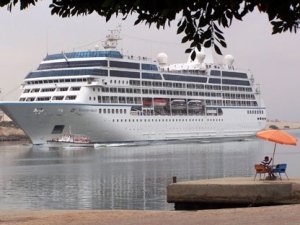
[{"xmin": 0, "ymin": 102, "xmax": 266, "ymax": 145}]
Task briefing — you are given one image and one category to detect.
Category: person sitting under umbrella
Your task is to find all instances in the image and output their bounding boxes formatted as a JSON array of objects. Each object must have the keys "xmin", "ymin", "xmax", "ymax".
[{"xmin": 261, "ymin": 156, "xmax": 276, "ymax": 179}]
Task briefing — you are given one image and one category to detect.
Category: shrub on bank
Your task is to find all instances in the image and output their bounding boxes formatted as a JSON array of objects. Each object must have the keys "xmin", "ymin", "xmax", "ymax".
[
  {"xmin": 0, "ymin": 121, "xmax": 19, "ymax": 128},
  {"xmin": 269, "ymin": 125, "xmax": 279, "ymax": 129}
]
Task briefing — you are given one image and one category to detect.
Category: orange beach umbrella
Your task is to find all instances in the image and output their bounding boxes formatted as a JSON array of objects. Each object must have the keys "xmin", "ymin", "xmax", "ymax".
[{"xmin": 256, "ymin": 129, "xmax": 297, "ymax": 165}]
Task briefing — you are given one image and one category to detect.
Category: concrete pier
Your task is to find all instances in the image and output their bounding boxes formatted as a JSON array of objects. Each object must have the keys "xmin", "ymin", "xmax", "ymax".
[{"xmin": 167, "ymin": 177, "xmax": 300, "ymax": 210}]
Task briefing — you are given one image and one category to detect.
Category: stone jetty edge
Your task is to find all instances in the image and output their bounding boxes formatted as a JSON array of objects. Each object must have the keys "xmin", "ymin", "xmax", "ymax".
[{"xmin": 167, "ymin": 177, "xmax": 300, "ymax": 210}]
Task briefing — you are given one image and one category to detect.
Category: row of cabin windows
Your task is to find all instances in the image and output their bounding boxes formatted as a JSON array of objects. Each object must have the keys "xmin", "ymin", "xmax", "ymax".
[
  {"xmin": 223, "ymin": 100, "xmax": 258, "ymax": 107},
  {"xmin": 25, "ymin": 78, "xmax": 88, "ymax": 85},
  {"xmin": 130, "ymin": 80, "xmax": 252, "ymax": 92},
  {"xmin": 38, "ymin": 60, "xmax": 158, "ymax": 71},
  {"xmin": 23, "ymin": 77, "xmax": 252, "ymax": 94},
  {"xmin": 98, "ymin": 96, "xmax": 141, "ymax": 104},
  {"xmin": 248, "ymin": 110, "xmax": 264, "ymax": 114},
  {"xmin": 110, "ymin": 118, "xmax": 223, "ymax": 123},
  {"xmin": 23, "ymin": 87, "xmax": 81, "ymax": 93},
  {"xmin": 19, "ymin": 95, "xmax": 77, "ymax": 102},
  {"xmin": 97, "ymin": 95, "xmax": 258, "ymax": 107},
  {"xmin": 96, "ymin": 84, "xmax": 253, "ymax": 96},
  {"xmin": 23, "ymin": 75, "xmax": 251, "ymax": 90},
  {"xmin": 99, "ymin": 108, "xmax": 127, "ymax": 114},
  {"xmin": 100, "ymin": 87, "xmax": 255, "ymax": 100},
  {"xmin": 223, "ymin": 93, "xmax": 255, "ymax": 100},
  {"xmin": 19, "ymin": 93, "xmax": 258, "ymax": 106},
  {"xmin": 257, "ymin": 117, "xmax": 267, "ymax": 120}
]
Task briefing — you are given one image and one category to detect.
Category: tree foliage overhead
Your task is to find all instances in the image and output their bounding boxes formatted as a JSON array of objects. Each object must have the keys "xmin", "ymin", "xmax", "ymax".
[{"xmin": 1, "ymin": 0, "xmax": 299, "ymax": 58}]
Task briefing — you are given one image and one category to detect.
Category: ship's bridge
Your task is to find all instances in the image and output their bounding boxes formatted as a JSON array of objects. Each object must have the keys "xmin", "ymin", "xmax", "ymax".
[{"xmin": 43, "ymin": 50, "xmax": 123, "ymax": 61}]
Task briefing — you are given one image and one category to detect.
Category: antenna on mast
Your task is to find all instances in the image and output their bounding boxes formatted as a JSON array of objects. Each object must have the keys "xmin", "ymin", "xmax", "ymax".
[{"xmin": 102, "ymin": 24, "xmax": 122, "ymax": 49}]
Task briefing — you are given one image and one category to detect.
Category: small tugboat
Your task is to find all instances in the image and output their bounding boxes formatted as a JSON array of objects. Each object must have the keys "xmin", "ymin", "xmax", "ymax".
[{"xmin": 48, "ymin": 133, "xmax": 92, "ymax": 148}]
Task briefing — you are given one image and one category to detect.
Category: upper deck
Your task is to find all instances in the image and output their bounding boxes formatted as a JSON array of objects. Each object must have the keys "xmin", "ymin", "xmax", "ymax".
[{"xmin": 43, "ymin": 50, "xmax": 123, "ymax": 61}]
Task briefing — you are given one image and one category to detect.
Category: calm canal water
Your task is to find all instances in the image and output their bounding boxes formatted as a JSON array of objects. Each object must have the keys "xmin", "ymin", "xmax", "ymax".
[{"xmin": 0, "ymin": 129, "xmax": 299, "ymax": 210}]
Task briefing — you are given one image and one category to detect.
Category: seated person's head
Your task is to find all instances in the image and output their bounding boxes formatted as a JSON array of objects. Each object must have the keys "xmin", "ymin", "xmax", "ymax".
[{"xmin": 264, "ymin": 156, "xmax": 269, "ymax": 161}]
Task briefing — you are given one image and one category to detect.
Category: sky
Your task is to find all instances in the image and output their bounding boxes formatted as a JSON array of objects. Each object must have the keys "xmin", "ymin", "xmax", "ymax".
[{"xmin": 0, "ymin": 2, "xmax": 300, "ymax": 122}]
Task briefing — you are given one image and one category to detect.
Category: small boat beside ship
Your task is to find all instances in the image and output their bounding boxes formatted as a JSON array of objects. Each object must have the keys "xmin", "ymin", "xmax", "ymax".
[{"xmin": 48, "ymin": 133, "xmax": 91, "ymax": 147}]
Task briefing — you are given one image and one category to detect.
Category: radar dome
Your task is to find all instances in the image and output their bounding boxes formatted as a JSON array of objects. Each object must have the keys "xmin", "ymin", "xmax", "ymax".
[
  {"xmin": 196, "ymin": 52, "xmax": 206, "ymax": 63},
  {"xmin": 157, "ymin": 53, "xmax": 168, "ymax": 65},
  {"xmin": 224, "ymin": 55, "xmax": 234, "ymax": 66},
  {"xmin": 95, "ymin": 44, "xmax": 100, "ymax": 50}
]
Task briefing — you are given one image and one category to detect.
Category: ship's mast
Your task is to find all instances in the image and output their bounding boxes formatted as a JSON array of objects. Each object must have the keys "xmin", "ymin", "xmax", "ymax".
[{"xmin": 102, "ymin": 25, "xmax": 122, "ymax": 50}]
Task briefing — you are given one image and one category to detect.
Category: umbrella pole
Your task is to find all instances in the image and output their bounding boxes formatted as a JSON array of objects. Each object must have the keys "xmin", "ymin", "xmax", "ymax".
[{"xmin": 272, "ymin": 143, "xmax": 277, "ymax": 166}]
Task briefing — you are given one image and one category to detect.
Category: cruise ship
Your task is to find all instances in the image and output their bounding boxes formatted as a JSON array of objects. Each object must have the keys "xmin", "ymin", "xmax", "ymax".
[{"xmin": 0, "ymin": 28, "xmax": 266, "ymax": 145}]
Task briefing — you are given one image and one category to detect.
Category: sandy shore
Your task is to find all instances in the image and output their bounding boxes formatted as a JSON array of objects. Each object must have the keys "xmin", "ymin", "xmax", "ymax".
[
  {"xmin": 1, "ymin": 205, "xmax": 300, "ymax": 225},
  {"xmin": 266, "ymin": 121, "xmax": 300, "ymax": 130}
]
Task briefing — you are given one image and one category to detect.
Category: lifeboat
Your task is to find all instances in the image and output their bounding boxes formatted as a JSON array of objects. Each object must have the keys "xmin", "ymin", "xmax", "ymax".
[
  {"xmin": 143, "ymin": 98, "xmax": 152, "ymax": 107},
  {"xmin": 188, "ymin": 100, "xmax": 202, "ymax": 110},
  {"xmin": 170, "ymin": 99, "xmax": 186, "ymax": 110},
  {"xmin": 153, "ymin": 99, "xmax": 167, "ymax": 107}
]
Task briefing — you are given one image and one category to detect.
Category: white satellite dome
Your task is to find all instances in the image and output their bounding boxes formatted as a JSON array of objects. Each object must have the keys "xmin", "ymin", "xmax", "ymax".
[
  {"xmin": 196, "ymin": 52, "xmax": 206, "ymax": 63},
  {"xmin": 157, "ymin": 53, "xmax": 168, "ymax": 65},
  {"xmin": 224, "ymin": 54, "xmax": 234, "ymax": 66}
]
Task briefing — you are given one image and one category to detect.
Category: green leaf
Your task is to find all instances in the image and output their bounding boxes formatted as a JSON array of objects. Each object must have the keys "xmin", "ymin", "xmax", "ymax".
[
  {"xmin": 225, "ymin": 10, "xmax": 233, "ymax": 20},
  {"xmin": 202, "ymin": 28, "xmax": 212, "ymax": 39},
  {"xmin": 204, "ymin": 40, "xmax": 211, "ymax": 48},
  {"xmin": 177, "ymin": 19, "xmax": 186, "ymax": 34},
  {"xmin": 213, "ymin": 22, "xmax": 223, "ymax": 34},
  {"xmin": 181, "ymin": 35, "xmax": 190, "ymax": 43},
  {"xmin": 190, "ymin": 40, "xmax": 197, "ymax": 48},
  {"xmin": 106, "ymin": 13, "xmax": 112, "ymax": 22},
  {"xmin": 221, "ymin": 15, "xmax": 228, "ymax": 27},
  {"xmin": 185, "ymin": 48, "xmax": 192, "ymax": 54},
  {"xmin": 268, "ymin": 9, "xmax": 277, "ymax": 21},
  {"xmin": 192, "ymin": 10, "xmax": 200, "ymax": 18},
  {"xmin": 233, "ymin": 12, "xmax": 242, "ymax": 21},
  {"xmin": 102, "ymin": 0, "xmax": 113, "ymax": 8},
  {"xmin": 190, "ymin": 50, "xmax": 196, "ymax": 60},
  {"xmin": 196, "ymin": 44, "xmax": 201, "ymax": 52},
  {"xmin": 214, "ymin": 44, "xmax": 222, "ymax": 55},
  {"xmin": 134, "ymin": 18, "xmax": 141, "ymax": 25},
  {"xmin": 219, "ymin": 40, "xmax": 227, "ymax": 48},
  {"xmin": 215, "ymin": 31, "xmax": 224, "ymax": 41},
  {"xmin": 50, "ymin": 5, "xmax": 61, "ymax": 15}
]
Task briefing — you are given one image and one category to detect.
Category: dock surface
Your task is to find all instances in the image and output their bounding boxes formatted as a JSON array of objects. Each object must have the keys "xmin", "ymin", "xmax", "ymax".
[{"xmin": 167, "ymin": 177, "xmax": 300, "ymax": 210}]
